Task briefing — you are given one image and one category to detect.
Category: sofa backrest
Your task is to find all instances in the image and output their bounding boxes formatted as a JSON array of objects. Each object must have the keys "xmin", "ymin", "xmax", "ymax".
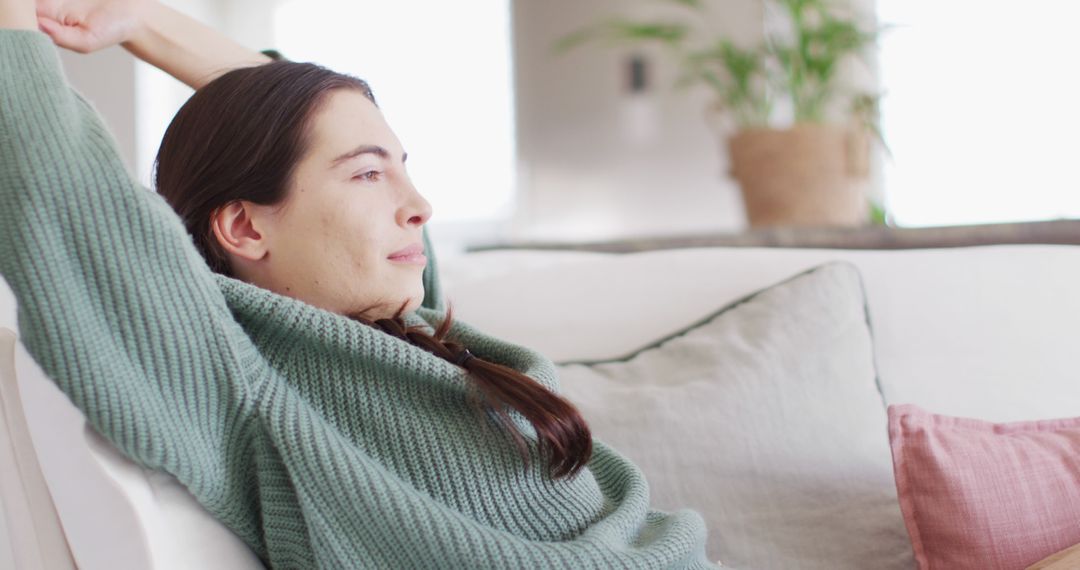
[
  {"xmin": 440, "ymin": 244, "xmax": 1080, "ymax": 423},
  {"xmin": 0, "ymin": 328, "xmax": 76, "ymax": 570}
]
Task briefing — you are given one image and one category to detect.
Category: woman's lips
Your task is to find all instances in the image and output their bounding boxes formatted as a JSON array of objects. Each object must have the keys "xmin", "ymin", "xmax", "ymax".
[
  {"xmin": 388, "ymin": 242, "xmax": 425, "ymax": 265},
  {"xmin": 388, "ymin": 242, "xmax": 426, "ymax": 265},
  {"xmin": 387, "ymin": 252, "xmax": 427, "ymax": 265}
]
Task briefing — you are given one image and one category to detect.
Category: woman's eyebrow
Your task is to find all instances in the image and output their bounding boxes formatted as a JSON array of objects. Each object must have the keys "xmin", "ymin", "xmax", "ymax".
[{"xmin": 329, "ymin": 145, "xmax": 407, "ymax": 168}]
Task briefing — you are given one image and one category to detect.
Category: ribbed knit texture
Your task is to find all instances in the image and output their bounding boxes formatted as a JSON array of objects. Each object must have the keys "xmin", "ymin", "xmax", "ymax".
[{"xmin": 0, "ymin": 30, "xmax": 718, "ymax": 569}]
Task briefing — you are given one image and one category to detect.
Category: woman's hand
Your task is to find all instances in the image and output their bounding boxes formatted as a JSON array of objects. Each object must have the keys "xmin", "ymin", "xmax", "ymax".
[
  {"xmin": 35, "ymin": 0, "xmax": 270, "ymax": 89},
  {"xmin": 35, "ymin": 0, "xmax": 151, "ymax": 53}
]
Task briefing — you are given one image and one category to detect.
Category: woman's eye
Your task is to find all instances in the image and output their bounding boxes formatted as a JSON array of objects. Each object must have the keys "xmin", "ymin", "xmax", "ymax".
[{"xmin": 353, "ymin": 171, "xmax": 382, "ymax": 182}]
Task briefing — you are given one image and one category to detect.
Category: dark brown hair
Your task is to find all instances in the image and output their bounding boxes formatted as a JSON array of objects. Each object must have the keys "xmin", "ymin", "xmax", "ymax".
[{"xmin": 153, "ymin": 60, "xmax": 592, "ymax": 480}]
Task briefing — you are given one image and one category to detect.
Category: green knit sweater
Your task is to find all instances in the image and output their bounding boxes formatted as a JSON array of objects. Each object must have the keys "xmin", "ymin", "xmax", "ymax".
[{"xmin": 0, "ymin": 30, "xmax": 718, "ymax": 569}]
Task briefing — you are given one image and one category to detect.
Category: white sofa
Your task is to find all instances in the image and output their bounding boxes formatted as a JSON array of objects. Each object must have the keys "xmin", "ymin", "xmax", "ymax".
[{"xmin": 3, "ymin": 242, "xmax": 1079, "ymax": 569}]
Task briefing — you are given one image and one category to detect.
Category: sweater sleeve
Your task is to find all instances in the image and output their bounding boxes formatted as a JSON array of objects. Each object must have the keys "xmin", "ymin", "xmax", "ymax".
[{"xmin": 0, "ymin": 29, "xmax": 258, "ymax": 507}]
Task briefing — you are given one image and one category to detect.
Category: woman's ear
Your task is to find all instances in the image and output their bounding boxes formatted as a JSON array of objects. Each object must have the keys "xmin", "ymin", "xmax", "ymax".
[{"xmin": 210, "ymin": 201, "xmax": 270, "ymax": 262}]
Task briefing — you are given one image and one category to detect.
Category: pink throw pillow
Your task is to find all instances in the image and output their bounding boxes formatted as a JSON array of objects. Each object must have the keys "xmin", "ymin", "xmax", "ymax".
[{"xmin": 888, "ymin": 404, "xmax": 1080, "ymax": 570}]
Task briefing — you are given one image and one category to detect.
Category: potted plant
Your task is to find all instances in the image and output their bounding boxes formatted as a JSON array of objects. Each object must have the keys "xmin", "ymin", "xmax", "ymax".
[{"xmin": 556, "ymin": 0, "xmax": 895, "ymax": 228}]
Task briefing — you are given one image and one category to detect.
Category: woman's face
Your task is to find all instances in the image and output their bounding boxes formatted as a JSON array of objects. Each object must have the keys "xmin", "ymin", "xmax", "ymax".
[{"xmin": 232, "ymin": 88, "xmax": 433, "ymax": 320}]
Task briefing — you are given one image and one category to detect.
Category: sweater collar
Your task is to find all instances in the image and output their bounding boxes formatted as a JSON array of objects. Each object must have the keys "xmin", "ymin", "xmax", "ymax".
[{"xmin": 211, "ymin": 273, "xmax": 435, "ymax": 354}]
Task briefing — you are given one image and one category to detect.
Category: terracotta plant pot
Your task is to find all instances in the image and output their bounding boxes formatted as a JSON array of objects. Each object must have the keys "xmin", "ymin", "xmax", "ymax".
[{"xmin": 728, "ymin": 123, "xmax": 871, "ymax": 228}]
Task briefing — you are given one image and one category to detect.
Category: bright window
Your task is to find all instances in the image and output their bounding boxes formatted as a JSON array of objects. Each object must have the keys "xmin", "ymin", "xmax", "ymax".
[
  {"xmin": 273, "ymin": 0, "xmax": 517, "ymax": 235},
  {"xmin": 877, "ymin": 1, "xmax": 1080, "ymax": 227}
]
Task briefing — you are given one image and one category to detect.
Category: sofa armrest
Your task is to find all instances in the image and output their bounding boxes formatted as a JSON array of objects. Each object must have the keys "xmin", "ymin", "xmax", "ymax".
[{"xmin": 1026, "ymin": 542, "xmax": 1080, "ymax": 569}]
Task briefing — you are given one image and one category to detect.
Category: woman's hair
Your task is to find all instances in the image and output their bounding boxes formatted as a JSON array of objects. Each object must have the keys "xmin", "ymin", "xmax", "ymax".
[{"xmin": 154, "ymin": 60, "xmax": 593, "ymax": 480}]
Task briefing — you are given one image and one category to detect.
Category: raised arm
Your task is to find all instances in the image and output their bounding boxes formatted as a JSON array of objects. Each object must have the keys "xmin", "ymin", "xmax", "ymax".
[
  {"xmin": 122, "ymin": 2, "xmax": 271, "ymax": 89},
  {"xmin": 35, "ymin": 0, "xmax": 271, "ymax": 89},
  {"xmin": 1, "ymin": 0, "xmax": 34, "ymax": 28},
  {"xmin": 0, "ymin": 15, "xmax": 260, "ymax": 529}
]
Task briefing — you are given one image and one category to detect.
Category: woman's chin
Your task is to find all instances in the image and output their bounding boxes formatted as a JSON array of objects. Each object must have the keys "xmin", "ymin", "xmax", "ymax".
[{"xmin": 402, "ymin": 294, "xmax": 424, "ymax": 315}]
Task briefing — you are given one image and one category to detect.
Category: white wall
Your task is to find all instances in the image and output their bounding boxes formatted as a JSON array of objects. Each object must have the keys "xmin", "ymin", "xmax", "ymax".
[
  {"xmin": 58, "ymin": 46, "xmax": 139, "ymax": 176},
  {"xmin": 510, "ymin": 0, "xmax": 886, "ymax": 241},
  {"xmin": 134, "ymin": 0, "xmax": 248, "ymax": 189},
  {"xmin": 875, "ymin": 0, "xmax": 1080, "ymax": 227},
  {"xmin": 50, "ymin": 0, "xmax": 478, "ymax": 263},
  {"xmin": 510, "ymin": 0, "xmax": 759, "ymax": 241},
  {"xmin": 55, "ymin": 0, "xmax": 250, "ymax": 189},
  {"xmin": 56, "ymin": 0, "xmax": 886, "ymax": 245}
]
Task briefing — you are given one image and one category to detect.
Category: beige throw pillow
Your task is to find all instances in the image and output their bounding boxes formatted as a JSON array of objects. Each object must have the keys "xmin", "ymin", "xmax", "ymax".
[{"xmin": 556, "ymin": 261, "xmax": 913, "ymax": 569}]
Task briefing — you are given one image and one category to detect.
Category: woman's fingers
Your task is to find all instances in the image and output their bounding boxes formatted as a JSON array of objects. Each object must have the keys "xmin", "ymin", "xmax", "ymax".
[
  {"xmin": 33, "ymin": 0, "xmax": 74, "ymax": 24},
  {"xmin": 36, "ymin": 15, "xmax": 99, "ymax": 53},
  {"xmin": 33, "ymin": 0, "xmax": 144, "ymax": 53}
]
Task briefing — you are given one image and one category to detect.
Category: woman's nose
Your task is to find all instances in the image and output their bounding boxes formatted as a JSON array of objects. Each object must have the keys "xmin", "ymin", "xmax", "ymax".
[{"xmin": 401, "ymin": 182, "xmax": 433, "ymax": 227}]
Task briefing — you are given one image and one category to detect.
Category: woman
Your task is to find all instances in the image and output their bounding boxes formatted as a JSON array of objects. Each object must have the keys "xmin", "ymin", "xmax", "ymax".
[{"xmin": 0, "ymin": 0, "xmax": 719, "ymax": 567}]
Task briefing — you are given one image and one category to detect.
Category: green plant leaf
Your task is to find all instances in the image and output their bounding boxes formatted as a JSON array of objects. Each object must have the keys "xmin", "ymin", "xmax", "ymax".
[
  {"xmin": 609, "ymin": 21, "xmax": 690, "ymax": 45},
  {"xmin": 849, "ymin": 92, "xmax": 894, "ymax": 160},
  {"xmin": 869, "ymin": 202, "xmax": 885, "ymax": 225},
  {"xmin": 553, "ymin": 19, "xmax": 690, "ymax": 57},
  {"xmin": 553, "ymin": 24, "xmax": 604, "ymax": 54}
]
